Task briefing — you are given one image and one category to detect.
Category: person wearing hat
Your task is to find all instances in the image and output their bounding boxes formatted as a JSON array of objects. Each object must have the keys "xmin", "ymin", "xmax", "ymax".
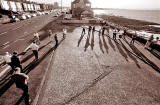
[
  {"xmin": 11, "ymin": 67, "xmax": 31, "ymax": 105},
  {"xmin": 3, "ymin": 52, "xmax": 14, "ymax": 73},
  {"xmin": 11, "ymin": 51, "xmax": 22, "ymax": 71}
]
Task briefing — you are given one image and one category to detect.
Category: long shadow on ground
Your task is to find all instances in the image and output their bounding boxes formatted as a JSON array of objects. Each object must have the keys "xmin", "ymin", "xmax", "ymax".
[
  {"xmin": 102, "ymin": 35, "xmax": 109, "ymax": 53},
  {"xmin": 119, "ymin": 40, "xmax": 141, "ymax": 68},
  {"xmin": 124, "ymin": 39, "xmax": 160, "ymax": 73},
  {"xmin": 114, "ymin": 40, "xmax": 129, "ymax": 62},
  {"xmin": 106, "ymin": 35, "xmax": 116, "ymax": 51},
  {"xmin": 91, "ymin": 30, "xmax": 95, "ymax": 50},
  {"xmin": 77, "ymin": 33, "xmax": 85, "ymax": 47},
  {"xmin": 98, "ymin": 32, "xmax": 104, "ymax": 53},
  {"xmin": 148, "ymin": 50, "xmax": 160, "ymax": 61},
  {"xmin": 84, "ymin": 33, "xmax": 91, "ymax": 52}
]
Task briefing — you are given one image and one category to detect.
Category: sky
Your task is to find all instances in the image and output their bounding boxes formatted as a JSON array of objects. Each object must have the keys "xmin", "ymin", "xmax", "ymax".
[{"xmin": 36, "ymin": 0, "xmax": 160, "ymax": 10}]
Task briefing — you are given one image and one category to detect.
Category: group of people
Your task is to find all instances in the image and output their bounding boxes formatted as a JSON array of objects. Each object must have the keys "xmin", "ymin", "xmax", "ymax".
[
  {"xmin": 2, "ymin": 32, "xmax": 41, "ymax": 105},
  {"xmin": 82, "ymin": 26, "xmax": 96, "ymax": 35},
  {"xmin": 3, "ymin": 50, "xmax": 31, "ymax": 105},
  {"xmin": 2, "ymin": 28, "xmax": 68, "ymax": 105},
  {"xmin": 82, "ymin": 23, "xmax": 160, "ymax": 51}
]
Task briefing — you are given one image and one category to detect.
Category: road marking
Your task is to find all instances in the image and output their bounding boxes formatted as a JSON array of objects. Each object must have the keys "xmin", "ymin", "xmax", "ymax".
[
  {"xmin": 2, "ymin": 41, "xmax": 9, "ymax": 46},
  {"xmin": 12, "ymin": 26, "xmax": 22, "ymax": 30},
  {"xmin": 0, "ymin": 32, "xmax": 7, "ymax": 36},
  {"xmin": 2, "ymin": 45, "xmax": 10, "ymax": 49}
]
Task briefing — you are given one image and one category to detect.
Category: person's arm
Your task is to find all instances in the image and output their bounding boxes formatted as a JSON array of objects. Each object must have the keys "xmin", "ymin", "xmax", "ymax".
[
  {"xmin": 24, "ymin": 44, "xmax": 32, "ymax": 52},
  {"xmin": 21, "ymin": 73, "xmax": 29, "ymax": 80}
]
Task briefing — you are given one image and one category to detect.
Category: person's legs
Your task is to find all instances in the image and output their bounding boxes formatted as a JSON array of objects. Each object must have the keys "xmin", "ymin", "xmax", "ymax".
[
  {"xmin": 22, "ymin": 85, "xmax": 30, "ymax": 105},
  {"xmin": 55, "ymin": 40, "xmax": 58, "ymax": 47},
  {"xmin": 32, "ymin": 50, "xmax": 38, "ymax": 60}
]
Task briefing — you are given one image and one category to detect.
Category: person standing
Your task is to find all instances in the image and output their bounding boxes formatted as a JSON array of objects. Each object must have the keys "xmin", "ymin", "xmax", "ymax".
[
  {"xmin": 11, "ymin": 68, "xmax": 31, "ymax": 105},
  {"xmin": 113, "ymin": 29, "xmax": 117, "ymax": 40},
  {"xmin": 54, "ymin": 34, "xmax": 58, "ymax": 47},
  {"xmin": 123, "ymin": 29, "xmax": 127, "ymax": 39},
  {"xmin": 88, "ymin": 26, "xmax": 92, "ymax": 35},
  {"xmin": 33, "ymin": 32, "xmax": 40, "ymax": 45},
  {"xmin": 48, "ymin": 30, "xmax": 53, "ymax": 42},
  {"xmin": 3, "ymin": 52, "xmax": 14, "ymax": 73},
  {"xmin": 92, "ymin": 26, "xmax": 95, "ymax": 32},
  {"xmin": 102, "ymin": 27, "xmax": 105, "ymax": 35},
  {"xmin": 24, "ymin": 42, "xmax": 39, "ymax": 60},
  {"xmin": 11, "ymin": 51, "xmax": 22, "ymax": 71},
  {"xmin": 63, "ymin": 28, "xmax": 67, "ymax": 38},
  {"xmin": 130, "ymin": 32, "xmax": 137, "ymax": 45},
  {"xmin": 82, "ymin": 27, "xmax": 86, "ymax": 35},
  {"xmin": 144, "ymin": 35, "xmax": 154, "ymax": 50}
]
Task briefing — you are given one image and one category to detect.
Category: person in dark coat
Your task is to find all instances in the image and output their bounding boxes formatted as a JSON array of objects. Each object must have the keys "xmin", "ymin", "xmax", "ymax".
[
  {"xmin": 102, "ymin": 27, "xmax": 105, "ymax": 35},
  {"xmin": 130, "ymin": 33, "xmax": 137, "ymax": 45},
  {"xmin": 123, "ymin": 29, "xmax": 127, "ymax": 39},
  {"xmin": 54, "ymin": 34, "xmax": 58, "ymax": 47},
  {"xmin": 82, "ymin": 27, "xmax": 86, "ymax": 34},
  {"xmin": 11, "ymin": 68, "xmax": 31, "ymax": 105},
  {"xmin": 11, "ymin": 51, "xmax": 22, "ymax": 71}
]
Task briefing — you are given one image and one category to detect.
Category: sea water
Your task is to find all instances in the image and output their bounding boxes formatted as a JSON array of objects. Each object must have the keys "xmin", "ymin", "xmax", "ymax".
[
  {"xmin": 94, "ymin": 9, "xmax": 160, "ymax": 39},
  {"xmin": 94, "ymin": 9, "xmax": 160, "ymax": 24}
]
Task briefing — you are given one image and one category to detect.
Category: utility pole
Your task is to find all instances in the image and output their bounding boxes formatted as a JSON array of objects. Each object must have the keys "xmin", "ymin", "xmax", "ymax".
[{"xmin": 61, "ymin": 0, "xmax": 62, "ymax": 12}]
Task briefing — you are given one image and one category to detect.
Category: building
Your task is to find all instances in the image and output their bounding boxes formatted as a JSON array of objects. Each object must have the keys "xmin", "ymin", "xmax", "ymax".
[
  {"xmin": 0, "ymin": 0, "xmax": 58, "ymax": 14},
  {"xmin": 71, "ymin": 0, "xmax": 93, "ymax": 18}
]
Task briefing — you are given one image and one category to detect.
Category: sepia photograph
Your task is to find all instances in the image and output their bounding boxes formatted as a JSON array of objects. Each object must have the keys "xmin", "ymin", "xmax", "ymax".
[{"xmin": 0, "ymin": 0, "xmax": 160, "ymax": 105}]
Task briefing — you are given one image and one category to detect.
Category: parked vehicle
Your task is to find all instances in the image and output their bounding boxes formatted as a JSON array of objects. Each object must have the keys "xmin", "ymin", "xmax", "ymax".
[{"xmin": 20, "ymin": 14, "xmax": 27, "ymax": 20}]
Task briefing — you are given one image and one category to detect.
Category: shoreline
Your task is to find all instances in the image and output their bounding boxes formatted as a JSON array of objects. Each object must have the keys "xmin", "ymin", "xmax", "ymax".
[{"xmin": 97, "ymin": 14, "xmax": 160, "ymax": 34}]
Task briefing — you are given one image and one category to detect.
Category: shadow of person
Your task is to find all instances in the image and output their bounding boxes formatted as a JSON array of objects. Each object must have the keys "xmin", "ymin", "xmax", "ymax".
[
  {"xmin": 119, "ymin": 40, "xmax": 141, "ymax": 68},
  {"xmin": 124, "ymin": 39, "xmax": 160, "ymax": 72},
  {"xmin": 98, "ymin": 33, "xmax": 104, "ymax": 53},
  {"xmin": 114, "ymin": 40, "xmax": 129, "ymax": 62},
  {"xmin": 148, "ymin": 49, "xmax": 160, "ymax": 60},
  {"xmin": 102, "ymin": 35, "xmax": 109, "ymax": 53},
  {"xmin": 77, "ymin": 33, "xmax": 85, "ymax": 47},
  {"xmin": 91, "ymin": 31, "xmax": 95, "ymax": 50},
  {"xmin": 106, "ymin": 35, "xmax": 116, "ymax": 51},
  {"xmin": 84, "ymin": 35, "xmax": 90, "ymax": 52}
]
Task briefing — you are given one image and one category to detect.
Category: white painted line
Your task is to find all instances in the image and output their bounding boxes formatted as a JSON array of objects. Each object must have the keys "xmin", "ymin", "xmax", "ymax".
[
  {"xmin": 13, "ymin": 40, "xmax": 18, "ymax": 43},
  {"xmin": 0, "ymin": 66, "xmax": 10, "ymax": 77},
  {"xmin": 2, "ymin": 45, "xmax": 10, "ymax": 49},
  {"xmin": 24, "ymin": 32, "xmax": 28, "ymax": 34},
  {"xmin": 32, "ymin": 50, "xmax": 55, "ymax": 105},
  {"xmin": 3, "ymin": 41, "xmax": 9, "ymax": 46},
  {"xmin": 12, "ymin": 26, "xmax": 22, "ymax": 30},
  {"xmin": 0, "ymin": 32, "xmax": 7, "ymax": 36}
]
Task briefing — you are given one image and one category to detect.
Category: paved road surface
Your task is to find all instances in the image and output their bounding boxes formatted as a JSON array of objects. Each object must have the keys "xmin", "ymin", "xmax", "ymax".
[
  {"xmin": 0, "ymin": 13, "xmax": 56, "ymax": 55},
  {"xmin": 38, "ymin": 26, "xmax": 160, "ymax": 105}
]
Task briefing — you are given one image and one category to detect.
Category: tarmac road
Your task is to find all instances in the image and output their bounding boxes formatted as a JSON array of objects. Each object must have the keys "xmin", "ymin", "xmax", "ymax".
[
  {"xmin": 0, "ymin": 13, "xmax": 56, "ymax": 55},
  {"xmin": 38, "ymin": 26, "xmax": 160, "ymax": 105}
]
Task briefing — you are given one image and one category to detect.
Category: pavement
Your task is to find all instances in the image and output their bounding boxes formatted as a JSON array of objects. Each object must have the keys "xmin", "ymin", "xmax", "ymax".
[{"xmin": 37, "ymin": 26, "xmax": 160, "ymax": 105}]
